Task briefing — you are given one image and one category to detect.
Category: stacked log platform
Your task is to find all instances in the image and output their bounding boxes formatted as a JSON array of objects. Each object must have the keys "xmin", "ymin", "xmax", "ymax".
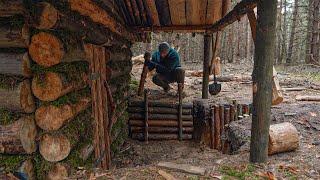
[{"xmin": 128, "ymin": 98, "xmax": 194, "ymax": 141}]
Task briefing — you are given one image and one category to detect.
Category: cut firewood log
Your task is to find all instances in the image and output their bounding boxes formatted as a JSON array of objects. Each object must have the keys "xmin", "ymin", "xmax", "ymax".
[
  {"xmin": 0, "ymin": 115, "xmax": 37, "ymax": 154},
  {"xmin": 0, "ymin": 79, "xmax": 35, "ymax": 113},
  {"xmin": 128, "ymin": 106, "xmax": 192, "ymax": 115},
  {"xmin": 209, "ymin": 75, "xmax": 252, "ymax": 82},
  {"xmin": 46, "ymin": 163, "xmax": 70, "ymax": 180},
  {"xmin": 129, "ymin": 120, "xmax": 193, "ymax": 127},
  {"xmin": 131, "ymin": 133, "xmax": 192, "ymax": 141},
  {"xmin": 35, "ymin": 96, "xmax": 91, "ymax": 131},
  {"xmin": 47, "ymin": 163, "xmax": 69, "ymax": 180},
  {"xmin": 0, "ymin": 21, "xmax": 29, "ymax": 48},
  {"xmin": 129, "ymin": 113, "xmax": 193, "ymax": 121},
  {"xmin": 295, "ymin": 95, "xmax": 320, "ymax": 101},
  {"xmin": 18, "ymin": 159, "xmax": 35, "ymax": 180},
  {"xmin": 39, "ymin": 133, "xmax": 75, "ymax": 162},
  {"xmin": 29, "ymin": 32, "xmax": 87, "ymax": 67},
  {"xmin": 130, "ymin": 127, "xmax": 194, "ymax": 134},
  {"xmin": 272, "ymin": 76, "xmax": 283, "ymax": 105},
  {"xmin": 268, "ymin": 122, "xmax": 299, "ymax": 155},
  {"xmin": 0, "ymin": 0, "xmax": 25, "ymax": 17},
  {"xmin": 32, "ymin": 72, "xmax": 87, "ymax": 101},
  {"xmin": 0, "ymin": 52, "xmax": 32, "ymax": 77}
]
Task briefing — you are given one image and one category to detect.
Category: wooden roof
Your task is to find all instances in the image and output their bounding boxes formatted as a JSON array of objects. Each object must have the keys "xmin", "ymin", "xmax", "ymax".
[{"xmin": 112, "ymin": 0, "xmax": 231, "ymax": 32}]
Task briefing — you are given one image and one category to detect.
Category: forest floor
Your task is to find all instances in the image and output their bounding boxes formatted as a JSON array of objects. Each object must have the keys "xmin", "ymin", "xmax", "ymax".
[{"xmin": 75, "ymin": 60, "xmax": 320, "ymax": 179}]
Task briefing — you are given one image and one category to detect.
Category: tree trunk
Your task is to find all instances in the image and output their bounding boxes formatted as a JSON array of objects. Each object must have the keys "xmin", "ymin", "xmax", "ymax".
[
  {"xmin": 276, "ymin": 0, "xmax": 283, "ymax": 64},
  {"xmin": 286, "ymin": 0, "xmax": 298, "ymax": 64},
  {"xmin": 0, "ymin": 22, "xmax": 29, "ymax": 48},
  {"xmin": 32, "ymin": 72, "xmax": 87, "ymax": 101},
  {"xmin": 0, "ymin": 116, "xmax": 37, "ymax": 154},
  {"xmin": 0, "ymin": 52, "xmax": 32, "ymax": 77},
  {"xmin": 29, "ymin": 32, "xmax": 87, "ymax": 67},
  {"xmin": 268, "ymin": 122, "xmax": 299, "ymax": 155},
  {"xmin": 0, "ymin": 79, "xmax": 35, "ymax": 113},
  {"xmin": 202, "ymin": 34, "xmax": 212, "ymax": 99},
  {"xmin": 280, "ymin": 0, "xmax": 287, "ymax": 63},
  {"xmin": 35, "ymin": 97, "xmax": 91, "ymax": 131},
  {"xmin": 0, "ymin": 0, "xmax": 25, "ymax": 17},
  {"xmin": 250, "ymin": 0, "xmax": 277, "ymax": 163},
  {"xmin": 311, "ymin": 0, "xmax": 320, "ymax": 63}
]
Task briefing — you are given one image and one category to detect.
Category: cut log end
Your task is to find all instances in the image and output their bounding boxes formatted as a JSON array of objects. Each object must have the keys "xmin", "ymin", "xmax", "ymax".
[
  {"xmin": 268, "ymin": 122, "xmax": 299, "ymax": 155},
  {"xmin": 35, "ymin": 97, "xmax": 91, "ymax": 131},
  {"xmin": 39, "ymin": 134, "xmax": 71, "ymax": 162},
  {"xmin": 20, "ymin": 80, "xmax": 36, "ymax": 113},
  {"xmin": 32, "ymin": 72, "xmax": 63, "ymax": 101},
  {"xmin": 29, "ymin": 32, "xmax": 64, "ymax": 67},
  {"xmin": 34, "ymin": 2, "xmax": 58, "ymax": 29},
  {"xmin": 19, "ymin": 116, "xmax": 37, "ymax": 154},
  {"xmin": 47, "ymin": 163, "xmax": 69, "ymax": 180},
  {"xmin": 22, "ymin": 53, "xmax": 32, "ymax": 77}
]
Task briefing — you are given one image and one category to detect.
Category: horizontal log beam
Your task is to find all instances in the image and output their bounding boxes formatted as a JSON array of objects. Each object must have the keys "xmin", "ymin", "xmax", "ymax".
[
  {"xmin": 128, "ymin": 106, "xmax": 192, "ymax": 115},
  {"xmin": 0, "ymin": 0, "xmax": 25, "ymax": 17},
  {"xmin": 130, "ymin": 126, "xmax": 193, "ymax": 134},
  {"xmin": 129, "ymin": 100, "xmax": 193, "ymax": 109},
  {"xmin": 0, "ymin": 52, "xmax": 32, "ymax": 77},
  {"xmin": 131, "ymin": 133, "xmax": 192, "ymax": 140},
  {"xmin": 129, "ymin": 113, "xmax": 193, "ymax": 121},
  {"xmin": 129, "ymin": 120, "xmax": 193, "ymax": 127}
]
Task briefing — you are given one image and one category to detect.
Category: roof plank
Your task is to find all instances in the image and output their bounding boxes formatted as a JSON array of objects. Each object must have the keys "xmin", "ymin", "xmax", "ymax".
[
  {"xmin": 206, "ymin": 0, "xmax": 222, "ymax": 25},
  {"xmin": 168, "ymin": 0, "xmax": 186, "ymax": 25},
  {"xmin": 143, "ymin": 0, "xmax": 160, "ymax": 26},
  {"xmin": 186, "ymin": 0, "xmax": 208, "ymax": 25},
  {"xmin": 155, "ymin": 0, "xmax": 172, "ymax": 26}
]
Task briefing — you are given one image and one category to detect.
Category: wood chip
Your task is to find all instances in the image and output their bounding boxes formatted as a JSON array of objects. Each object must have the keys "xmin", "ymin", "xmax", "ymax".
[{"xmin": 157, "ymin": 162, "xmax": 206, "ymax": 175}]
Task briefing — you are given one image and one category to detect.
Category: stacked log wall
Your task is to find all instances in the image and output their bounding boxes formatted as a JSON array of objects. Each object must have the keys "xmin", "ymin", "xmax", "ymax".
[{"xmin": 0, "ymin": 1, "xmax": 133, "ymax": 179}]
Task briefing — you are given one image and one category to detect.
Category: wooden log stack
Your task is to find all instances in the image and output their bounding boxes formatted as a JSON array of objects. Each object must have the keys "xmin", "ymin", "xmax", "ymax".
[
  {"xmin": 193, "ymin": 99, "xmax": 253, "ymax": 154},
  {"xmin": 128, "ymin": 98, "xmax": 194, "ymax": 141},
  {"xmin": 0, "ymin": 1, "xmax": 134, "ymax": 179}
]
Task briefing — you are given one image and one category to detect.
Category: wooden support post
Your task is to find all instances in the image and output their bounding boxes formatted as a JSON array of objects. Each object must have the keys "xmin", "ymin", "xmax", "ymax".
[
  {"xmin": 178, "ymin": 83, "xmax": 183, "ymax": 141},
  {"xmin": 209, "ymin": 108, "xmax": 215, "ymax": 149},
  {"xmin": 138, "ymin": 52, "xmax": 150, "ymax": 96},
  {"xmin": 219, "ymin": 105, "xmax": 225, "ymax": 150},
  {"xmin": 237, "ymin": 104, "xmax": 243, "ymax": 119},
  {"xmin": 250, "ymin": 0, "xmax": 277, "ymax": 163},
  {"xmin": 247, "ymin": 9, "xmax": 257, "ymax": 42},
  {"xmin": 202, "ymin": 34, "xmax": 212, "ymax": 99},
  {"xmin": 213, "ymin": 105, "xmax": 220, "ymax": 149},
  {"xmin": 224, "ymin": 106, "xmax": 230, "ymax": 125},
  {"xmin": 232, "ymin": 100, "xmax": 238, "ymax": 121},
  {"xmin": 229, "ymin": 104, "xmax": 235, "ymax": 122},
  {"xmin": 144, "ymin": 89, "xmax": 149, "ymax": 142}
]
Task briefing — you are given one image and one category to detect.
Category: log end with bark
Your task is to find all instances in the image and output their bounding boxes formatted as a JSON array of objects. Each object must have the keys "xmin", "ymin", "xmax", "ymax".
[
  {"xmin": 47, "ymin": 163, "xmax": 69, "ymax": 180},
  {"xmin": 39, "ymin": 134, "xmax": 71, "ymax": 162},
  {"xmin": 18, "ymin": 159, "xmax": 35, "ymax": 180},
  {"xmin": 29, "ymin": 32, "xmax": 64, "ymax": 67},
  {"xmin": 32, "ymin": 72, "xmax": 86, "ymax": 101},
  {"xmin": 0, "ymin": 116, "xmax": 37, "ymax": 154},
  {"xmin": 33, "ymin": 2, "xmax": 58, "ymax": 29},
  {"xmin": 35, "ymin": 96, "xmax": 91, "ymax": 131},
  {"xmin": 20, "ymin": 80, "xmax": 36, "ymax": 113},
  {"xmin": 268, "ymin": 122, "xmax": 299, "ymax": 155}
]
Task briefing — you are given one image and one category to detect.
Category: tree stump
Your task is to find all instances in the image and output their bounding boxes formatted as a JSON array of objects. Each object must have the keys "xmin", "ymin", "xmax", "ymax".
[{"xmin": 0, "ymin": 116, "xmax": 37, "ymax": 154}]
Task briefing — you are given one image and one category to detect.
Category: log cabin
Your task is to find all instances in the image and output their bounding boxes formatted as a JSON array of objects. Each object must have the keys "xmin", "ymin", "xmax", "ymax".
[{"xmin": 0, "ymin": 0, "xmax": 284, "ymax": 179}]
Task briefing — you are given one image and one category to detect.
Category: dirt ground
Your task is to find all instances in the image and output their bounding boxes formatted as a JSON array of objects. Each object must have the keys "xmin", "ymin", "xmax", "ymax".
[{"xmin": 74, "ymin": 60, "xmax": 320, "ymax": 179}]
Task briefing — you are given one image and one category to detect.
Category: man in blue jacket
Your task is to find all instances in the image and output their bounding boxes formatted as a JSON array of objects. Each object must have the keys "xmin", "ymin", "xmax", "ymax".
[{"xmin": 145, "ymin": 42, "xmax": 183, "ymax": 92}]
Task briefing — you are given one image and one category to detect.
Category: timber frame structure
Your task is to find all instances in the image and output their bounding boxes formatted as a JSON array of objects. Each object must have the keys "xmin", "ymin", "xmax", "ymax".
[{"xmin": 0, "ymin": 0, "xmax": 276, "ymax": 175}]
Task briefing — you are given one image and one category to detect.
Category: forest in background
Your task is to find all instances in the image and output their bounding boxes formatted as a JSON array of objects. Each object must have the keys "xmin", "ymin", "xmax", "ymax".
[{"xmin": 132, "ymin": 0, "xmax": 320, "ymax": 66}]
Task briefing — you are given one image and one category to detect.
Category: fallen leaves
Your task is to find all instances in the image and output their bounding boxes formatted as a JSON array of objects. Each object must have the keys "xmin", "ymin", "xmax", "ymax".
[
  {"xmin": 255, "ymin": 171, "xmax": 277, "ymax": 180},
  {"xmin": 278, "ymin": 164, "xmax": 299, "ymax": 175}
]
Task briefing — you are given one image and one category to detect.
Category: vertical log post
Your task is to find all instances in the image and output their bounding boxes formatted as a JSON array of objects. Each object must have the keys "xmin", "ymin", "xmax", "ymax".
[
  {"xmin": 237, "ymin": 104, "xmax": 243, "ymax": 119},
  {"xmin": 202, "ymin": 34, "xmax": 212, "ymax": 99},
  {"xmin": 178, "ymin": 83, "xmax": 183, "ymax": 140},
  {"xmin": 232, "ymin": 100, "xmax": 238, "ymax": 121},
  {"xmin": 214, "ymin": 105, "xmax": 220, "ymax": 149},
  {"xmin": 209, "ymin": 108, "xmax": 215, "ymax": 149},
  {"xmin": 138, "ymin": 52, "xmax": 150, "ymax": 96},
  {"xmin": 230, "ymin": 104, "xmax": 235, "ymax": 122},
  {"xmin": 250, "ymin": 0, "xmax": 277, "ymax": 163},
  {"xmin": 144, "ymin": 89, "xmax": 149, "ymax": 142},
  {"xmin": 219, "ymin": 105, "xmax": 225, "ymax": 150}
]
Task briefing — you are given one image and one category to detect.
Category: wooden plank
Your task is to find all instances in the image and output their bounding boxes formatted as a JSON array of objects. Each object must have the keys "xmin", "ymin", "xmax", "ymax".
[
  {"xmin": 143, "ymin": 0, "xmax": 160, "ymax": 26},
  {"xmin": 130, "ymin": 0, "xmax": 142, "ymax": 25},
  {"xmin": 186, "ymin": 0, "xmax": 207, "ymax": 25},
  {"xmin": 206, "ymin": 0, "xmax": 222, "ymax": 24},
  {"xmin": 158, "ymin": 162, "xmax": 206, "ymax": 175},
  {"xmin": 155, "ymin": 0, "xmax": 172, "ymax": 26},
  {"xmin": 168, "ymin": 0, "xmax": 186, "ymax": 25},
  {"xmin": 136, "ymin": 0, "xmax": 149, "ymax": 25}
]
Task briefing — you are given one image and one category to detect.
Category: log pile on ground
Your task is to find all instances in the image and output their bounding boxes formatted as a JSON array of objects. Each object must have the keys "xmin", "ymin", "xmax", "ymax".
[
  {"xmin": 128, "ymin": 99, "xmax": 194, "ymax": 141},
  {"xmin": 0, "ymin": 1, "xmax": 133, "ymax": 178}
]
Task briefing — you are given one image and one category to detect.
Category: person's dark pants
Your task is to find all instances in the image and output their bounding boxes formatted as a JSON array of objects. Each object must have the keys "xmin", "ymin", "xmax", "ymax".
[{"xmin": 152, "ymin": 67, "xmax": 185, "ymax": 91}]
